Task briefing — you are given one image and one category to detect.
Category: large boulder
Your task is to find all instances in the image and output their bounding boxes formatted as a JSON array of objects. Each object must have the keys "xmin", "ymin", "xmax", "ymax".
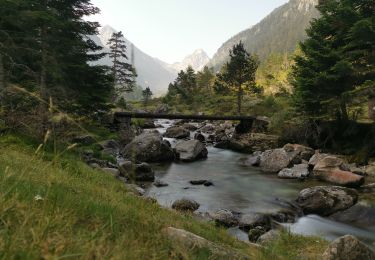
[
  {"xmin": 278, "ymin": 164, "xmax": 310, "ymax": 179},
  {"xmin": 172, "ymin": 199, "xmax": 200, "ymax": 212},
  {"xmin": 121, "ymin": 132, "xmax": 174, "ymax": 162},
  {"xmin": 365, "ymin": 165, "xmax": 375, "ymax": 177},
  {"xmin": 283, "ymin": 144, "xmax": 315, "ymax": 161},
  {"xmin": 259, "ymin": 149, "xmax": 296, "ymax": 173},
  {"xmin": 119, "ymin": 161, "xmax": 155, "ymax": 182},
  {"xmin": 330, "ymin": 204, "xmax": 375, "ymax": 227},
  {"xmin": 164, "ymin": 126, "xmax": 190, "ymax": 139},
  {"xmin": 239, "ymin": 213, "xmax": 271, "ymax": 232},
  {"xmin": 296, "ymin": 186, "xmax": 358, "ymax": 216},
  {"xmin": 164, "ymin": 227, "xmax": 250, "ymax": 259},
  {"xmin": 209, "ymin": 209, "xmax": 239, "ymax": 227},
  {"xmin": 175, "ymin": 140, "xmax": 208, "ymax": 162},
  {"xmin": 308, "ymin": 152, "xmax": 329, "ymax": 167},
  {"xmin": 322, "ymin": 235, "xmax": 375, "ymax": 260},
  {"xmin": 259, "ymin": 144, "xmax": 314, "ymax": 173},
  {"xmin": 98, "ymin": 139, "xmax": 120, "ymax": 157},
  {"xmin": 314, "ymin": 156, "xmax": 365, "ymax": 187},
  {"xmin": 239, "ymin": 151, "xmax": 262, "ymax": 167}
]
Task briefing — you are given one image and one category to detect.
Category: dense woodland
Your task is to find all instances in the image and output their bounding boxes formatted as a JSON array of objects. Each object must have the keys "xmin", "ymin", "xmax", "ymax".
[{"xmin": 0, "ymin": 0, "xmax": 374, "ymax": 159}]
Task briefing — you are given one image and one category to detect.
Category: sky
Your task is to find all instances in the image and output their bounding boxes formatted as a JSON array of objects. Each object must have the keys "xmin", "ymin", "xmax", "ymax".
[{"xmin": 90, "ymin": 0, "xmax": 288, "ymax": 64}]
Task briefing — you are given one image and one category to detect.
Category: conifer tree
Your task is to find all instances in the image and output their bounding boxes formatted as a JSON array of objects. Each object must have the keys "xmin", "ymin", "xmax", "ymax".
[
  {"xmin": 292, "ymin": 0, "xmax": 375, "ymax": 121},
  {"xmin": 216, "ymin": 42, "xmax": 259, "ymax": 114},
  {"xmin": 142, "ymin": 87, "xmax": 153, "ymax": 108},
  {"xmin": 107, "ymin": 31, "xmax": 136, "ymax": 100}
]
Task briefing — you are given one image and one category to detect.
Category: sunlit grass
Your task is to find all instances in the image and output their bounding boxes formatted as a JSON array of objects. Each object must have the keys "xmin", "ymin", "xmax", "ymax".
[{"xmin": 0, "ymin": 137, "xmax": 328, "ymax": 259}]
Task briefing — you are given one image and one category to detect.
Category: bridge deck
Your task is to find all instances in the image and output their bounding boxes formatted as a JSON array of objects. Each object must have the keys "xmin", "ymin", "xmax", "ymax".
[{"xmin": 114, "ymin": 112, "xmax": 255, "ymax": 121}]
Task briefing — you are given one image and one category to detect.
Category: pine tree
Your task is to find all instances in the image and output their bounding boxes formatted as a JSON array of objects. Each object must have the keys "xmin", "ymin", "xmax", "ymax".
[
  {"xmin": 142, "ymin": 87, "xmax": 153, "ymax": 108},
  {"xmin": 0, "ymin": 0, "xmax": 114, "ymax": 114},
  {"xmin": 292, "ymin": 0, "xmax": 375, "ymax": 121},
  {"xmin": 107, "ymin": 31, "xmax": 136, "ymax": 100},
  {"xmin": 197, "ymin": 66, "xmax": 215, "ymax": 90},
  {"xmin": 216, "ymin": 42, "xmax": 259, "ymax": 114}
]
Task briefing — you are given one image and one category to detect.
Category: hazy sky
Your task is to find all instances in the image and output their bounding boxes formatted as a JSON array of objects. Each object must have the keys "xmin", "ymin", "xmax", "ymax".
[{"xmin": 90, "ymin": 0, "xmax": 288, "ymax": 64}]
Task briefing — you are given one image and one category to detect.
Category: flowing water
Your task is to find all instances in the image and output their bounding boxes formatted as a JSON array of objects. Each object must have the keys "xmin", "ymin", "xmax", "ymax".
[{"xmin": 144, "ymin": 120, "xmax": 375, "ymax": 247}]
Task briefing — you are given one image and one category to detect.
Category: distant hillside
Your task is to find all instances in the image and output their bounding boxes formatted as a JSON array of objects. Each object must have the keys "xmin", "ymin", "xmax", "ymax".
[
  {"xmin": 93, "ymin": 26, "xmax": 176, "ymax": 96},
  {"xmin": 93, "ymin": 26, "xmax": 210, "ymax": 96},
  {"xmin": 208, "ymin": 0, "xmax": 319, "ymax": 71}
]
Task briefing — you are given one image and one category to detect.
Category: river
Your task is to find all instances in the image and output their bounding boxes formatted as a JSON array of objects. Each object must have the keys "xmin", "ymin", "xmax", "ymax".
[{"xmin": 143, "ymin": 119, "xmax": 375, "ymax": 247}]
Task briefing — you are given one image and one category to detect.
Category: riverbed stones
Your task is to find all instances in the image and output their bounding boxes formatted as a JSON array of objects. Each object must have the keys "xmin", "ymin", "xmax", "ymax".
[
  {"xmin": 164, "ymin": 126, "xmax": 190, "ymax": 139},
  {"xmin": 216, "ymin": 133, "xmax": 279, "ymax": 154},
  {"xmin": 240, "ymin": 152, "xmax": 262, "ymax": 167},
  {"xmin": 194, "ymin": 132, "xmax": 206, "ymax": 142},
  {"xmin": 172, "ymin": 199, "xmax": 200, "ymax": 212},
  {"xmin": 153, "ymin": 180, "xmax": 169, "ymax": 187},
  {"xmin": 164, "ymin": 227, "xmax": 250, "ymax": 259},
  {"xmin": 322, "ymin": 235, "xmax": 375, "ymax": 260},
  {"xmin": 175, "ymin": 140, "xmax": 208, "ymax": 162},
  {"xmin": 98, "ymin": 139, "xmax": 120, "ymax": 157},
  {"xmin": 125, "ymin": 184, "xmax": 145, "ymax": 196},
  {"xmin": 239, "ymin": 213, "xmax": 271, "ymax": 232},
  {"xmin": 313, "ymin": 156, "xmax": 365, "ymax": 187},
  {"xmin": 121, "ymin": 132, "xmax": 174, "ymax": 162},
  {"xmin": 308, "ymin": 152, "xmax": 329, "ymax": 167},
  {"xmin": 365, "ymin": 165, "xmax": 375, "ymax": 177},
  {"xmin": 259, "ymin": 148, "xmax": 296, "ymax": 173},
  {"xmin": 119, "ymin": 161, "xmax": 155, "ymax": 182},
  {"xmin": 209, "ymin": 209, "xmax": 239, "ymax": 227},
  {"xmin": 248, "ymin": 226, "xmax": 267, "ymax": 243},
  {"xmin": 73, "ymin": 135, "xmax": 95, "ymax": 145},
  {"xmin": 283, "ymin": 144, "xmax": 315, "ymax": 161},
  {"xmin": 190, "ymin": 180, "xmax": 213, "ymax": 186},
  {"xmin": 330, "ymin": 204, "xmax": 375, "ymax": 227},
  {"xmin": 296, "ymin": 186, "xmax": 358, "ymax": 216},
  {"xmin": 257, "ymin": 229, "xmax": 281, "ymax": 244},
  {"xmin": 361, "ymin": 183, "xmax": 375, "ymax": 193},
  {"xmin": 278, "ymin": 164, "xmax": 310, "ymax": 179}
]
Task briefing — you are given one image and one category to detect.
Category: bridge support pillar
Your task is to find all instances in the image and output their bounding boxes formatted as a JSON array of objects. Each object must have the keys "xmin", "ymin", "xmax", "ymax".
[
  {"xmin": 113, "ymin": 115, "xmax": 132, "ymax": 131},
  {"xmin": 235, "ymin": 119, "xmax": 253, "ymax": 134}
]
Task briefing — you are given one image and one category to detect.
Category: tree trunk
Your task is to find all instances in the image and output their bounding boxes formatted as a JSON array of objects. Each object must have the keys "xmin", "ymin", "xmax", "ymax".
[
  {"xmin": 237, "ymin": 86, "xmax": 242, "ymax": 115},
  {"xmin": 369, "ymin": 97, "xmax": 375, "ymax": 120},
  {"xmin": 339, "ymin": 98, "xmax": 349, "ymax": 121},
  {"xmin": 0, "ymin": 52, "xmax": 5, "ymax": 105},
  {"xmin": 40, "ymin": 24, "xmax": 48, "ymax": 101}
]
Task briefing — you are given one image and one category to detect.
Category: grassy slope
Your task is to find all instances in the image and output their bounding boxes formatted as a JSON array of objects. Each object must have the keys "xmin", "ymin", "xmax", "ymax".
[{"xmin": 0, "ymin": 135, "xmax": 327, "ymax": 259}]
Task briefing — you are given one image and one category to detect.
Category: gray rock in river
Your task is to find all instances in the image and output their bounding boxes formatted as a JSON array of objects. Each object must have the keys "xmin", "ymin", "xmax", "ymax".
[
  {"xmin": 239, "ymin": 213, "xmax": 271, "ymax": 232},
  {"xmin": 164, "ymin": 126, "xmax": 190, "ymax": 139},
  {"xmin": 278, "ymin": 164, "xmax": 310, "ymax": 179},
  {"xmin": 257, "ymin": 229, "xmax": 281, "ymax": 244},
  {"xmin": 119, "ymin": 161, "xmax": 155, "ymax": 182},
  {"xmin": 329, "ymin": 204, "xmax": 375, "ymax": 227},
  {"xmin": 296, "ymin": 186, "xmax": 358, "ymax": 216},
  {"xmin": 172, "ymin": 199, "xmax": 200, "ymax": 212},
  {"xmin": 260, "ymin": 144, "xmax": 315, "ymax": 173},
  {"xmin": 153, "ymin": 180, "xmax": 169, "ymax": 187},
  {"xmin": 121, "ymin": 132, "xmax": 174, "ymax": 163},
  {"xmin": 209, "ymin": 209, "xmax": 239, "ymax": 227},
  {"xmin": 175, "ymin": 140, "xmax": 208, "ymax": 162},
  {"xmin": 322, "ymin": 235, "xmax": 375, "ymax": 260}
]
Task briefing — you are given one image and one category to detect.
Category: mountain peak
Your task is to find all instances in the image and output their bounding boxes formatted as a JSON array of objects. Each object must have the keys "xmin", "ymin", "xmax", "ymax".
[
  {"xmin": 170, "ymin": 49, "xmax": 210, "ymax": 72},
  {"xmin": 99, "ymin": 25, "xmax": 117, "ymax": 47}
]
